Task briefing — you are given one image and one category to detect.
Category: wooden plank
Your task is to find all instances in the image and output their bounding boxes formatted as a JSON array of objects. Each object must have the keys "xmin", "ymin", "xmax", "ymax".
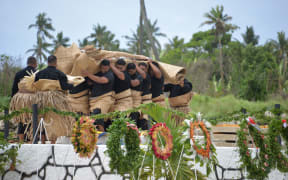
[
  {"xmin": 212, "ymin": 127, "xmax": 239, "ymax": 133},
  {"xmin": 213, "ymin": 134, "xmax": 237, "ymax": 141}
]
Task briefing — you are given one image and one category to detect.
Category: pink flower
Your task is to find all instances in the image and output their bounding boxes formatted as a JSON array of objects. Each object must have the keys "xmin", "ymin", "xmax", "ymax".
[
  {"xmin": 264, "ymin": 162, "xmax": 269, "ymax": 167},
  {"xmin": 265, "ymin": 154, "xmax": 269, "ymax": 159}
]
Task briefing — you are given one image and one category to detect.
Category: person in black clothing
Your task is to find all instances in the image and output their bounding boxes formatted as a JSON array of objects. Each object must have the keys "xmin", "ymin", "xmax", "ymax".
[
  {"xmin": 12, "ymin": 56, "xmax": 37, "ymax": 97},
  {"xmin": 138, "ymin": 62, "xmax": 151, "ymax": 103},
  {"xmin": 127, "ymin": 63, "xmax": 144, "ymax": 128},
  {"xmin": 11, "ymin": 56, "xmax": 37, "ymax": 142},
  {"xmin": 35, "ymin": 55, "xmax": 73, "ymax": 91},
  {"xmin": 82, "ymin": 59, "xmax": 115, "ymax": 131},
  {"xmin": 148, "ymin": 60, "xmax": 165, "ymax": 107},
  {"xmin": 110, "ymin": 58, "xmax": 133, "ymax": 112},
  {"xmin": 164, "ymin": 78, "xmax": 193, "ymax": 125}
]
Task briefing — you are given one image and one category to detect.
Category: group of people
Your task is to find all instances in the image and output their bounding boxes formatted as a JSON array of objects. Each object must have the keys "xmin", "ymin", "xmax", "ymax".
[{"xmin": 12, "ymin": 55, "xmax": 193, "ymax": 141}]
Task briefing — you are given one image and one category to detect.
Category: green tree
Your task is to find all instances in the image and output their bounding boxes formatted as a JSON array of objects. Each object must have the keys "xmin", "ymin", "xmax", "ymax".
[
  {"xmin": 201, "ymin": 5, "xmax": 238, "ymax": 82},
  {"xmin": 78, "ymin": 37, "xmax": 93, "ymax": 48},
  {"xmin": 52, "ymin": 32, "xmax": 70, "ymax": 51},
  {"xmin": 125, "ymin": 19, "xmax": 166, "ymax": 57},
  {"xmin": 26, "ymin": 38, "xmax": 51, "ymax": 64},
  {"xmin": 89, "ymin": 24, "xmax": 120, "ymax": 50},
  {"xmin": 28, "ymin": 12, "xmax": 55, "ymax": 40},
  {"xmin": 242, "ymin": 26, "xmax": 259, "ymax": 46},
  {"xmin": 268, "ymin": 32, "xmax": 288, "ymax": 94}
]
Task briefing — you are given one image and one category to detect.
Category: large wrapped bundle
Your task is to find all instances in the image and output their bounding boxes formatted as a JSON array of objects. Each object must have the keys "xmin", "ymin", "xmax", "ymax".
[
  {"xmin": 55, "ymin": 44, "xmax": 186, "ymax": 84},
  {"xmin": 68, "ymin": 89, "xmax": 90, "ymax": 114},
  {"xmin": 54, "ymin": 43, "xmax": 81, "ymax": 74}
]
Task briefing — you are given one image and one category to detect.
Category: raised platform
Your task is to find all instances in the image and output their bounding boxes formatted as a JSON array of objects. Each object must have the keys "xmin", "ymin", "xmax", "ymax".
[{"xmin": 1, "ymin": 144, "xmax": 286, "ymax": 180}]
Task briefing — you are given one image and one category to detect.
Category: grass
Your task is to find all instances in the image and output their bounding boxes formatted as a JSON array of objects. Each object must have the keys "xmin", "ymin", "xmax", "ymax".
[
  {"xmin": 190, "ymin": 94, "xmax": 288, "ymax": 118},
  {"xmin": 0, "ymin": 96, "xmax": 10, "ymax": 110}
]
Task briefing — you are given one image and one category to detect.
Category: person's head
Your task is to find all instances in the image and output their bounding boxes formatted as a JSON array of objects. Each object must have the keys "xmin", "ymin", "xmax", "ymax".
[
  {"xmin": 115, "ymin": 58, "xmax": 126, "ymax": 72},
  {"xmin": 126, "ymin": 63, "xmax": 136, "ymax": 76},
  {"xmin": 27, "ymin": 56, "xmax": 37, "ymax": 68},
  {"xmin": 149, "ymin": 61, "xmax": 160, "ymax": 77},
  {"xmin": 100, "ymin": 59, "xmax": 110, "ymax": 73},
  {"xmin": 138, "ymin": 62, "xmax": 148, "ymax": 73},
  {"xmin": 48, "ymin": 55, "xmax": 57, "ymax": 67}
]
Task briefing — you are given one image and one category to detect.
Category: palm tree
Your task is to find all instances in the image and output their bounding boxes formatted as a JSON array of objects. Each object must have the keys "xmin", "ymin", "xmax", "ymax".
[
  {"xmin": 26, "ymin": 37, "xmax": 51, "ymax": 64},
  {"xmin": 166, "ymin": 36, "xmax": 185, "ymax": 50},
  {"xmin": 78, "ymin": 37, "xmax": 93, "ymax": 48},
  {"xmin": 28, "ymin": 12, "xmax": 55, "ymax": 40},
  {"xmin": 242, "ymin": 26, "xmax": 259, "ymax": 46},
  {"xmin": 269, "ymin": 32, "xmax": 288, "ymax": 94},
  {"xmin": 201, "ymin": 5, "xmax": 238, "ymax": 82},
  {"xmin": 89, "ymin": 24, "xmax": 120, "ymax": 51},
  {"xmin": 124, "ymin": 19, "xmax": 166, "ymax": 57},
  {"xmin": 52, "ymin": 32, "xmax": 70, "ymax": 51}
]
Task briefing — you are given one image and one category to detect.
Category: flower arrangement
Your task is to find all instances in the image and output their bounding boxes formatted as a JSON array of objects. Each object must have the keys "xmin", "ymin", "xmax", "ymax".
[
  {"xmin": 149, "ymin": 123, "xmax": 173, "ymax": 160},
  {"xmin": 190, "ymin": 121, "xmax": 211, "ymax": 158},
  {"xmin": 71, "ymin": 116, "xmax": 98, "ymax": 158}
]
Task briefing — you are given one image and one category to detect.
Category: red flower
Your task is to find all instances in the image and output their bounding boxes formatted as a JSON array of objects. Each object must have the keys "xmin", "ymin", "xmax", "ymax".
[{"xmin": 246, "ymin": 151, "xmax": 250, "ymax": 156}]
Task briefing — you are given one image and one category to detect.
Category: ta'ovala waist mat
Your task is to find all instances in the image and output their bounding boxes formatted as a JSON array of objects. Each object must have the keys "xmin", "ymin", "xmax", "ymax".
[
  {"xmin": 33, "ymin": 79, "xmax": 62, "ymax": 91},
  {"xmin": 113, "ymin": 89, "xmax": 133, "ymax": 112},
  {"xmin": 168, "ymin": 92, "xmax": 193, "ymax": 107},
  {"xmin": 131, "ymin": 90, "xmax": 142, "ymax": 108},
  {"xmin": 89, "ymin": 91, "xmax": 115, "ymax": 114},
  {"xmin": 152, "ymin": 94, "xmax": 166, "ymax": 107}
]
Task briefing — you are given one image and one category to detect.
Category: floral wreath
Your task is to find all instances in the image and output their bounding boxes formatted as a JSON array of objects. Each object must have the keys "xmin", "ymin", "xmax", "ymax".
[
  {"xmin": 106, "ymin": 117, "xmax": 141, "ymax": 176},
  {"xmin": 190, "ymin": 121, "xmax": 211, "ymax": 158},
  {"xmin": 71, "ymin": 116, "xmax": 98, "ymax": 158},
  {"xmin": 237, "ymin": 117, "xmax": 272, "ymax": 179},
  {"xmin": 149, "ymin": 123, "xmax": 173, "ymax": 160},
  {"xmin": 268, "ymin": 119, "xmax": 288, "ymax": 172}
]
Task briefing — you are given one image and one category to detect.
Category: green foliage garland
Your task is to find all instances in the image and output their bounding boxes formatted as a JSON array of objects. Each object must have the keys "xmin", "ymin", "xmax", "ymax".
[
  {"xmin": 237, "ymin": 118, "xmax": 272, "ymax": 180},
  {"xmin": 268, "ymin": 118, "xmax": 288, "ymax": 172},
  {"xmin": 106, "ymin": 117, "xmax": 141, "ymax": 176}
]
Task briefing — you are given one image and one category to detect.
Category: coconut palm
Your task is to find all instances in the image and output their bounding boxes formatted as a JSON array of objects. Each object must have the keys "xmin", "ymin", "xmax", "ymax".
[
  {"xmin": 166, "ymin": 36, "xmax": 185, "ymax": 51},
  {"xmin": 201, "ymin": 5, "xmax": 238, "ymax": 82},
  {"xmin": 242, "ymin": 26, "xmax": 259, "ymax": 46},
  {"xmin": 28, "ymin": 12, "xmax": 55, "ymax": 40},
  {"xmin": 52, "ymin": 32, "xmax": 70, "ymax": 51},
  {"xmin": 124, "ymin": 19, "xmax": 166, "ymax": 57},
  {"xmin": 78, "ymin": 37, "xmax": 93, "ymax": 48},
  {"xmin": 89, "ymin": 24, "xmax": 120, "ymax": 51},
  {"xmin": 269, "ymin": 31, "xmax": 288, "ymax": 93},
  {"xmin": 26, "ymin": 37, "xmax": 51, "ymax": 64}
]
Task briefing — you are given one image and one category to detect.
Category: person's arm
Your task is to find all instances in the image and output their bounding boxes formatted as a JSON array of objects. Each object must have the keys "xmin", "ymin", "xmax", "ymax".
[
  {"xmin": 59, "ymin": 72, "xmax": 74, "ymax": 90},
  {"xmin": 11, "ymin": 73, "xmax": 20, "ymax": 97},
  {"xmin": 130, "ymin": 79, "xmax": 140, "ymax": 87},
  {"xmin": 148, "ymin": 59, "xmax": 162, "ymax": 79},
  {"xmin": 110, "ymin": 63, "xmax": 125, "ymax": 80},
  {"xmin": 164, "ymin": 83, "xmax": 172, "ymax": 92},
  {"xmin": 82, "ymin": 70, "xmax": 109, "ymax": 84},
  {"xmin": 133, "ymin": 60, "xmax": 146, "ymax": 79}
]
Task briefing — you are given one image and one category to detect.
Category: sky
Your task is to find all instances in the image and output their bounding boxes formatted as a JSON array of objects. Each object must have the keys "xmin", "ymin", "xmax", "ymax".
[{"xmin": 0, "ymin": 0, "xmax": 288, "ymax": 66}]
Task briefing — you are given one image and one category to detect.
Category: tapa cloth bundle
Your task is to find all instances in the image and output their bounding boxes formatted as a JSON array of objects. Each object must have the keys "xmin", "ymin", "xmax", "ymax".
[
  {"xmin": 68, "ymin": 89, "xmax": 90, "ymax": 114},
  {"xmin": 55, "ymin": 44, "xmax": 186, "ymax": 84},
  {"xmin": 112, "ymin": 89, "xmax": 133, "ymax": 112}
]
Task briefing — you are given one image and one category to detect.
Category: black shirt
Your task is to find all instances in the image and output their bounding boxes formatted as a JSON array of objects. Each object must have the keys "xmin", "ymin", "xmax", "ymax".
[
  {"xmin": 69, "ymin": 79, "xmax": 90, "ymax": 94},
  {"xmin": 164, "ymin": 79, "xmax": 192, "ymax": 98},
  {"xmin": 129, "ymin": 72, "xmax": 143, "ymax": 91},
  {"xmin": 151, "ymin": 75, "xmax": 164, "ymax": 98},
  {"xmin": 113, "ymin": 72, "xmax": 131, "ymax": 94},
  {"xmin": 35, "ymin": 66, "xmax": 73, "ymax": 90},
  {"xmin": 142, "ymin": 73, "xmax": 151, "ymax": 96},
  {"xmin": 90, "ymin": 70, "xmax": 114, "ymax": 97},
  {"xmin": 12, "ymin": 66, "xmax": 36, "ymax": 97}
]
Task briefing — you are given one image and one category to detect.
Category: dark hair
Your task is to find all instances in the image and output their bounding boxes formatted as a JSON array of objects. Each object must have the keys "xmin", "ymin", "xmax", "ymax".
[
  {"xmin": 48, "ymin": 55, "xmax": 57, "ymax": 64},
  {"xmin": 138, "ymin": 62, "xmax": 147, "ymax": 68},
  {"xmin": 100, "ymin": 59, "xmax": 110, "ymax": 66},
  {"xmin": 116, "ymin": 58, "xmax": 126, "ymax": 66},
  {"xmin": 27, "ymin": 56, "xmax": 37, "ymax": 65},
  {"xmin": 152, "ymin": 61, "xmax": 160, "ymax": 68},
  {"xmin": 126, "ymin": 63, "xmax": 136, "ymax": 70}
]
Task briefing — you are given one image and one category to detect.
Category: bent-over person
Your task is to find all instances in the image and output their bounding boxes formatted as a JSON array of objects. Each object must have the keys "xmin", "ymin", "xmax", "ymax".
[
  {"xmin": 164, "ymin": 78, "xmax": 193, "ymax": 125},
  {"xmin": 82, "ymin": 59, "xmax": 115, "ymax": 132}
]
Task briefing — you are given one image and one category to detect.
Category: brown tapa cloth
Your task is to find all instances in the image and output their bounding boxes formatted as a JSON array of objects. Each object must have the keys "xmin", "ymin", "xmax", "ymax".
[
  {"xmin": 113, "ymin": 89, "xmax": 133, "ymax": 112},
  {"xmin": 33, "ymin": 79, "xmax": 62, "ymax": 91},
  {"xmin": 68, "ymin": 90, "xmax": 90, "ymax": 114},
  {"xmin": 131, "ymin": 90, "xmax": 142, "ymax": 108},
  {"xmin": 152, "ymin": 94, "xmax": 166, "ymax": 107},
  {"xmin": 168, "ymin": 92, "xmax": 193, "ymax": 107},
  {"xmin": 89, "ymin": 91, "xmax": 115, "ymax": 115}
]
